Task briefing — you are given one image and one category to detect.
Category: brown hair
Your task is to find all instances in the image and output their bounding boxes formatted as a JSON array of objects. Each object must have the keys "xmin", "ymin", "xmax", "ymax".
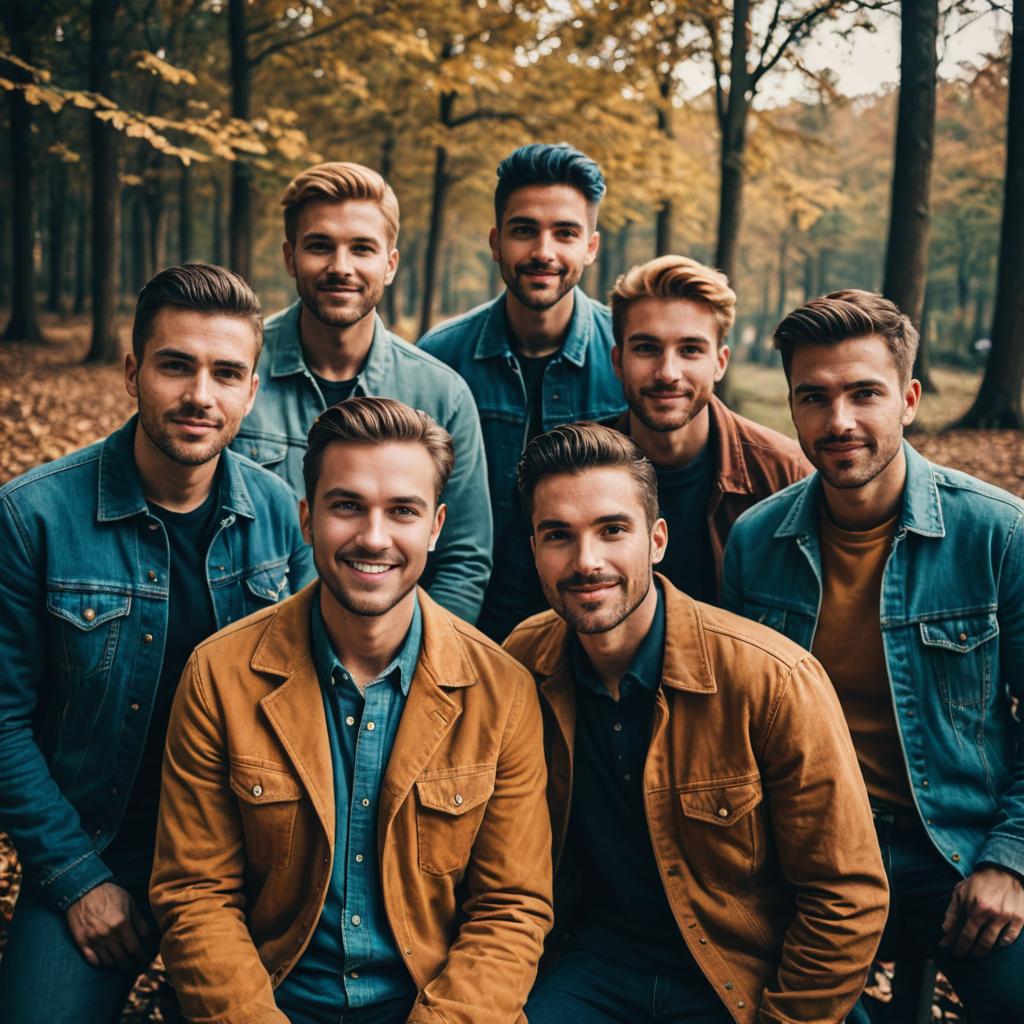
[
  {"xmin": 516, "ymin": 422, "xmax": 659, "ymax": 528},
  {"xmin": 132, "ymin": 263, "xmax": 262, "ymax": 364},
  {"xmin": 609, "ymin": 255, "xmax": 736, "ymax": 347},
  {"xmin": 303, "ymin": 397, "xmax": 454, "ymax": 505},
  {"xmin": 773, "ymin": 289, "xmax": 919, "ymax": 384},
  {"xmin": 282, "ymin": 161, "xmax": 400, "ymax": 247}
]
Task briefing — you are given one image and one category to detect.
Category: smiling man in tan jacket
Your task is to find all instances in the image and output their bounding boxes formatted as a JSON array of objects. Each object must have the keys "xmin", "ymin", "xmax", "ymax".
[{"xmin": 150, "ymin": 397, "xmax": 552, "ymax": 1024}]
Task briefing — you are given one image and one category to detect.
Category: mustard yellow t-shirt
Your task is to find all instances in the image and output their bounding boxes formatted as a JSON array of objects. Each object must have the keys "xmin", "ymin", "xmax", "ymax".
[{"xmin": 812, "ymin": 510, "xmax": 913, "ymax": 808}]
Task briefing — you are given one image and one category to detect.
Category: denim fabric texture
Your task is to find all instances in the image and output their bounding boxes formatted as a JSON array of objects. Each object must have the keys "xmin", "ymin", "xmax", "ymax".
[
  {"xmin": 0, "ymin": 416, "xmax": 314, "ymax": 911},
  {"xmin": 231, "ymin": 302, "xmax": 492, "ymax": 623},
  {"xmin": 723, "ymin": 440, "xmax": 1024, "ymax": 878},
  {"xmin": 419, "ymin": 288, "xmax": 626, "ymax": 547},
  {"xmin": 275, "ymin": 595, "xmax": 421, "ymax": 1016}
]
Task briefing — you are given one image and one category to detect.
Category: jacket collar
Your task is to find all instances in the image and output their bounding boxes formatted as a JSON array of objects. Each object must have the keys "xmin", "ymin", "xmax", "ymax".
[
  {"xmin": 97, "ymin": 415, "xmax": 256, "ymax": 523},
  {"xmin": 775, "ymin": 439, "xmax": 944, "ymax": 540},
  {"xmin": 473, "ymin": 288, "xmax": 593, "ymax": 368},
  {"xmin": 532, "ymin": 574, "xmax": 717, "ymax": 696},
  {"xmin": 269, "ymin": 301, "xmax": 396, "ymax": 389}
]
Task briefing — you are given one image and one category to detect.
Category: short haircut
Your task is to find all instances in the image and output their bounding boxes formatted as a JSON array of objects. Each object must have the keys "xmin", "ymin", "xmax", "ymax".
[
  {"xmin": 132, "ymin": 263, "xmax": 262, "ymax": 364},
  {"xmin": 516, "ymin": 422, "xmax": 659, "ymax": 529},
  {"xmin": 773, "ymin": 289, "xmax": 919, "ymax": 385},
  {"xmin": 303, "ymin": 396, "xmax": 454, "ymax": 506},
  {"xmin": 494, "ymin": 143, "xmax": 606, "ymax": 228},
  {"xmin": 281, "ymin": 161, "xmax": 400, "ymax": 247},
  {"xmin": 609, "ymin": 255, "xmax": 736, "ymax": 347}
]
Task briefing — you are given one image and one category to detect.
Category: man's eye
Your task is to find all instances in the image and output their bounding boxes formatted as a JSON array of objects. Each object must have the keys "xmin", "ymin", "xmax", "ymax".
[
  {"xmin": 556, "ymin": 229, "xmax": 578, "ymax": 239},
  {"xmin": 682, "ymin": 345, "xmax": 702, "ymax": 356},
  {"xmin": 543, "ymin": 530, "xmax": 569, "ymax": 542},
  {"xmin": 633, "ymin": 344, "xmax": 659, "ymax": 355},
  {"xmin": 392, "ymin": 507, "xmax": 419, "ymax": 518},
  {"xmin": 798, "ymin": 394, "xmax": 823, "ymax": 404},
  {"xmin": 855, "ymin": 389, "xmax": 880, "ymax": 399},
  {"xmin": 603, "ymin": 525, "xmax": 626, "ymax": 536},
  {"xmin": 331, "ymin": 501, "xmax": 360, "ymax": 512}
]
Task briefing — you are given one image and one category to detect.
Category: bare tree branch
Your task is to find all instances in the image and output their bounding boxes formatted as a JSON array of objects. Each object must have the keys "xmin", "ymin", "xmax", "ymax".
[
  {"xmin": 702, "ymin": 14, "xmax": 727, "ymax": 128},
  {"xmin": 751, "ymin": 0, "xmax": 842, "ymax": 89}
]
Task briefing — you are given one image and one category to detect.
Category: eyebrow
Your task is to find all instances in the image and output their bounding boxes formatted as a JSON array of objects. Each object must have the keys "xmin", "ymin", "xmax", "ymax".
[
  {"xmin": 535, "ymin": 512, "xmax": 636, "ymax": 530},
  {"xmin": 321, "ymin": 487, "xmax": 428, "ymax": 510},
  {"xmin": 301, "ymin": 232, "xmax": 379, "ymax": 245},
  {"xmin": 793, "ymin": 378, "xmax": 887, "ymax": 395},
  {"xmin": 151, "ymin": 348, "xmax": 249, "ymax": 371},
  {"xmin": 505, "ymin": 216, "xmax": 585, "ymax": 231},
  {"xmin": 627, "ymin": 331, "xmax": 713, "ymax": 346}
]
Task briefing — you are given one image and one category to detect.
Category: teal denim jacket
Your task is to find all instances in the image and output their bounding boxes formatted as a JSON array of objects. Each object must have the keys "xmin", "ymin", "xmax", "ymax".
[
  {"xmin": 723, "ymin": 441, "xmax": 1024, "ymax": 878},
  {"xmin": 0, "ymin": 417, "xmax": 314, "ymax": 910},
  {"xmin": 232, "ymin": 302, "xmax": 492, "ymax": 623}
]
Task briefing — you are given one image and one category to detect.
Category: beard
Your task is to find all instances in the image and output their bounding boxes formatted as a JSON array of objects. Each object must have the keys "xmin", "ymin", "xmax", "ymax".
[
  {"xmin": 500, "ymin": 258, "xmax": 581, "ymax": 311},
  {"xmin": 807, "ymin": 431, "xmax": 903, "ymax": 490},
  {"xmin": 543, "ymin": 570, "xmax": 650, "ymax": 636},
  {"xmin": 315, "ymin": 545, "xmax": 415, "ymax": 619},
  {"xmin": 137, "ymin": 403, "xmax": 232, "ymax": 467},
  {"xmin": 626, "ymin": 381, "xmax": 713, "ymax": 434},
  {"xmin": 296, "ymin": 273, "xmax": 383, "ymax": 329}
]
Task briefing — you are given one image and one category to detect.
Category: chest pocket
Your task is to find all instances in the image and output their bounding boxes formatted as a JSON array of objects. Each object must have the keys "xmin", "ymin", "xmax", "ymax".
[
  {"xmin": 414, "ymin": 765, "xmax": 496, "ymax": 876},
  {"xmin": 238, "ymin": 436, "xmax": 288, "ymax": 469},
  {"xmin": 47, "ymin": 588, "xmax": 132, "ymax": 681},
  {"xmin": 678, "ymin": 776, "xmax": 765, "ymax": 894},
  {"xmin": 230, "ymin": 761, "xmax": 304, "ymax": 869},
  {"xmin": 919, "ymin": 613, "xmax": 999, "ymax": 707},
  {"xmin": 243, "ymin": 560, "xmax": 292, "ymax": 609}
]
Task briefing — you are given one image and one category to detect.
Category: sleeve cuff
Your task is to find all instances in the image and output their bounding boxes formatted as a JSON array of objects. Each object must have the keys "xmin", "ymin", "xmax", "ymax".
[
  {"xmin": 39, "ymin": 849, "xmax": 114, "ymax": 911},
  {"xmin": 976, "ymin": 831, "xmax": 1024, "ymax": 877}
]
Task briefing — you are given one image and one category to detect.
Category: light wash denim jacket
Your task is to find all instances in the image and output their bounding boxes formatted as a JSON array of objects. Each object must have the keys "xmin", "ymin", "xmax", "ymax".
[
  {"xmin": 419, "ymin": 288, "xmax": 626, "ymax": 543},
  {"xmin": 232, "ymin": 302, "xmax": 491, "ymax": 623},
  {"xmin": 0, "ymin": 417, "xmax": 314, "ymax": 910},
  {"xmin": 723, "ymin": 441, "xmax": 1024, "ymax": 877}
]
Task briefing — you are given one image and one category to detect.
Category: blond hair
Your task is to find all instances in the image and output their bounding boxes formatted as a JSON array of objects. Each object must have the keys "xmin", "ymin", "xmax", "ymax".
[
  {"xmin": 281, "ymin": 161, "xmax": 400, "ymax": 246},
  {"xmin": 609, "ymin": 255, "xmax": 736, "ymax": 347}
]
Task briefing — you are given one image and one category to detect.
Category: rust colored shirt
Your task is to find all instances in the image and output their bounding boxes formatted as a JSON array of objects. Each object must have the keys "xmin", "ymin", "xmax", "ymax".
[{"xmin": 812, "ymin": 510, "xmax": 913, "ymax": 808}]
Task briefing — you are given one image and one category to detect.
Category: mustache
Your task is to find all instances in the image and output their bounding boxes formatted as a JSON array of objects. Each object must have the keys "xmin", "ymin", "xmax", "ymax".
[
  {"xmin": 641, "ymin": 385, "xmax": 691, "ymax": 397},
  {"xmin": 336, "ymin": 546, "xmax": 404, "ymax": 565},
  {"xmin": 556, "ymin": 572, "xmax": 625, "ymax": 592},
  {"xmin": 168, "ymin": 404, "xmax": 222, "ymax": 425},
  {"xmin": 516, "ymin": 261, "xmax": 565, "ymax": 276},
  {"xmin": 815, "ymin": 434, "xmax": 873, "ymax": 449},
  {"xmin": 318, "ymin": 274, "xmax": 360, "ymax": 288}
]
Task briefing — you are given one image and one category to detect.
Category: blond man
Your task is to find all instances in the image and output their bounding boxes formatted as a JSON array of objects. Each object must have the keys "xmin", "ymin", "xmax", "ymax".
[
  {"xmin": 606, "ymin": 255, "xmax": 809, "ymax": 602},
  {"xmin": 232, "ymin": 161, "xmax": 491, "ymax": 623}
]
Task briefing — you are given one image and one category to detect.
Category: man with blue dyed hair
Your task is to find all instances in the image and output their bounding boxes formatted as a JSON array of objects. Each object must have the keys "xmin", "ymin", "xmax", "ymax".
[{"xmin": 420, "ymin": 142, "xmax": 626, "ymax": 641}]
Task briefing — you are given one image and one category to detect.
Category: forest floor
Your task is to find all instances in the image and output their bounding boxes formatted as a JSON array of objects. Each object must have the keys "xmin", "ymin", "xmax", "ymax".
[{"xmin": 3, "ymin": 318, "xmax": 1021, "ymax": 1019}]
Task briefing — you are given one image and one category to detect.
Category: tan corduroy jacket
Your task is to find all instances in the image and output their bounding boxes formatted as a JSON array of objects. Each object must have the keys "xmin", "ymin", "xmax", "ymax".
[
  {"xmin": 150, "ymin": 584, "xmax": 552, "ymax": 1024},
  {"xmin": 505, "ymin": 577, "xmax": 888, "ymax": 1024}
]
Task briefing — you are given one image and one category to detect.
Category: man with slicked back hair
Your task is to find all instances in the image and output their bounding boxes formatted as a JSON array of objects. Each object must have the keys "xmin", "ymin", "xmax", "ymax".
[{"xmin": 420, "ymin": 143, "xmax": 625, "ymax": 641}]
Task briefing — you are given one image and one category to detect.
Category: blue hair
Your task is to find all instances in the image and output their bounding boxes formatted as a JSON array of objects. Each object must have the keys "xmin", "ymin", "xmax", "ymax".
[{"xmin": 494, "ymin": 143, "xmax": 606, "ymax": 226}]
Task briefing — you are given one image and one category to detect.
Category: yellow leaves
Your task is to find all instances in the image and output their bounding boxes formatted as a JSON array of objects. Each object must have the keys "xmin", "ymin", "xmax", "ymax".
[
  {"xmin": 133, "ymin": 51, "xmax": 198, "ymax": 87},
  {"xmin": 46, "ymin": 142, "xmax": 81, "ymax": 164}
]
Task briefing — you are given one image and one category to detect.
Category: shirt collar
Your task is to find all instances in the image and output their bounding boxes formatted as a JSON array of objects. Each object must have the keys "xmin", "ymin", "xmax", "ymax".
[
  {"xmin": 97, "ymin": 415, "xmax": 255, "ymax": 522},
  {"xmin": 571, "ymin": 582, "xmax": 665, "ymax": 699},
  {"xmin": 310, "ymin": 588, "xmax": 422, "ymax": 696},
  {"xmin": 473, "ymin": 287, "xmax": 594, "ymax": 368}
]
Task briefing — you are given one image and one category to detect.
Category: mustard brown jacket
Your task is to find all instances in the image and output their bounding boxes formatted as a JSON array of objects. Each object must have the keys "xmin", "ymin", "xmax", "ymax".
[
  {"xmin": 150, "ymin": 583, "xmax": 553, "ymax": 1024},
  {"xmin": 504, "ymin": 578, "xmax": 888, "ymax": 1024}
]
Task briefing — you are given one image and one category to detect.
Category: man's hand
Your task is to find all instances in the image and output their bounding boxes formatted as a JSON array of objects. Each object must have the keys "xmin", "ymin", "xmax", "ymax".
[
  {"xmin": 66, "ymin": 881, "xmax": 150, "ymax": 969},
  {"xmin": 940, "ymin": 865, "xmax": 1024, "ymax": 958}
]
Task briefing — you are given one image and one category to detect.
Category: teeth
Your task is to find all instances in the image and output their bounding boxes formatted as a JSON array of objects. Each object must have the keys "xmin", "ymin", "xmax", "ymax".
[{"xmin": 350, "ymin": 561, "xmax": 391, "ymax": 574}]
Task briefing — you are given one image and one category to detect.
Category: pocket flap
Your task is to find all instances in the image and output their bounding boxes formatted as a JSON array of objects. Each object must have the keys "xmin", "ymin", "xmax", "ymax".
[
  {"xmin": 244, "ymin": 563, "xmax": 291, "ymax": 603},
  {"xmin": 230, "ymin": 764, "xmax": 303, "ymax": 804},
  {"xmin": 415, "ymin": 766, "xmax": 496, "ymax": 816},
  {"xmin": 678, "ymin": 777, "xmax": 763, "ymax": 826},
  {"xmin": 919, "ymin": 613, "xmax": 999, "ymax": 653},
  {"xmin": 47, "ymin": 588, "xmax": 131, "ymax": 630},
  {"xmin": 239, "ymin": 437, "xmax": 288, "ymax": 467}
]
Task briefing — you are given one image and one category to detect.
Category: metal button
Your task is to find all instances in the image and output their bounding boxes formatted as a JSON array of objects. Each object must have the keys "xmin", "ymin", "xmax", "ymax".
[
  {"xmin": 688, "ymin": 922, "xmax": 697, "ymax": 929},
  {"xmin": 351, "ymin": 914, "xmax": 361, "ymax": 927},
  {"xmin": 129, "ymin": 703, "xmax": 140, "ymax": 712},
  {"xmin": 613, "ymin": 723, "xmax": 622, "ymax": 732},
  {"xmin": 361, "ymin": 798, "xmax": 370, "ymax": 807},
  {"xmin": 737, "ymin": 1001, "xmax": 746, "ymax": 1009},
  {"xmin": 718, "ymin": 807, "xmax": 729, "ymax": 818},
  {"xmin": 148, "ymin": 523, "xmax": 158, "ymax": 531},
  {"xmin": 250, "ymin": 447, "xmax": 258, "ymax": 458},
  {"xmin": 83, "ymin": 607, "xmax": 96, "ymax": 622},
  {"xmin": 959, "ymin": 632, "xmax": 968, "ymax": 642},
  {"xmin": 699, "ymin": 937, "xmax": 707, "ymax": 944},
  {"xmin": 345, "ymin": 715, "xmax": 356, "ymax": 727},
  {"xmin": 217, "ymin": 565, "xmax": 225, "ymax": 571},
  {"xmin": 454, "ymin": 793, "xmax": 464, "ymax": 806},
  {"xmin": 366, "ymin": 721, "xmax": 375, "ymax": 731},
  {"xmin": 952, "ymin": 852, "xmax": 961, "ymax": 862},
  {"xmin": 349, "ymin": 971, "xmax": 359, "ymax": 979},
  {"xmin": 355, "ymin": 853, "xmax": 364, "ymax": 863},
  {"xmin": 252, "ymin": 784, "xmax": 263, "ymax": 797},
  {"xmin": 624, "ymin": 774, "xmax": 632, "ymax": 782},
  {"xmin": 143, "ymin": 633, "xmax": 153, "ymax": 644},
  {"xmin": 724, "ymin": 982, "xmax": 734, "ymax": 991},
  {"xmin": 922, "ymin": 779, "xmax": 929, "ymax": 788},
  {"xmin": 147, "ymin": 570, "xmax": 157, "ymax": 581}
]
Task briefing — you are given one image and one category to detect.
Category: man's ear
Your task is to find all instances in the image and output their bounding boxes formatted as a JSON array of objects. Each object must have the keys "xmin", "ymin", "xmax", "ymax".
[
  {"xmin": 488, "ymin": 226, "xmax": 500, "ymax": 263},
  {"xmin": 903, "ymin": 378, "xmax": 923, "ymax": 427},
  {"xmin": 283, "ymin": 239, "xmax": 296, "ymax": 279},
  {"xmin": 299, "ymin": 497, "xmax": 313, "ymax": 546},
  {"xmin": 714, "ymin": 344, "xmax": 731, "ymax": 383},
  {"xmin": 584, "ymin": 229, "xmax": 600, "ymax": 267},
  {"xmin": 428, "ymin": 503, "xmax": 447, "ymax": 552},
  {"xmin": 124, "ymin": 351, "xmax": 139, "ymax": 399},
  {"xmin": 385, "ymin": 247, "xmax": 400, "ymax": 287},
  {"xmin": 651, "ymin": 517, "xmax": 668, "ymax": 565},
  {"xmin": 611, "ymin": 342, "xmax": 624, "ymax": 383}
]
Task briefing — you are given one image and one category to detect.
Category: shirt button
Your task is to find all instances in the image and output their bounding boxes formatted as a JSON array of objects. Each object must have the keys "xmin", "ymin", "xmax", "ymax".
[
  {"xmin": 252, "ymin": 784, "xmax": 263, "ymax": 797},
  {"xmin": 624, "ymin": 774, "xmax": 632, "ymax": 782},
  {"xmin": 724, "ymin": 982, "xmax": 734, "ymax": 991},
  {"xmin": 361, "ymin": 798, "xmax": 370, "ymax": 807},
  {"xmin": 959, "ymin": 632, "xmax": 968, "ymax": 642},
  {"xmin": 453, "ymin": 793, "xmax": 464, "ymax": 806},
  {"xmin": 613, "ymin": 723, "xmax": 622, "ymax": 732},
  {"xmin": 699, "ymin": 937, "xmax": 707, "ymax": 944},
  {"xmin": 737, "ymin": 1001, "xmax": 746, "ymax": 1009},
  {"xmin": 366, "ymin": 721, "xmax": 375, "ymax": 731},
  {"xmin": 718, "ymin": 807, "xmax": 729, "ymax": 818},
  {"xmin": 143, "ymin": 633, "xmax": 153, "ymax": 644},
  {"xmin": 922, "ymin": 779, "xmax": 929, "ymax": 788},
  {"xmin": 345, "ymin": 715, "xmax": 356, "ymax": 727},
  {"xmin": 147, "ymin": 570, "xmax": 158, "ymax": 581},
  {"xmin": 83, "ymin": 607, "xmax": 96, "ymax": 622},
  {"xmin": 355, "ymin": 853, "xmax": 364, "ymax": 863},
  {"xmin": 952, "ymin": 852, "xmax": 961, "ymax": 862},
  {"xmin": 351, "ymin": 914, "xmax": 361, "ymax": 927},
  {"xmin": 349, "ymin": 970, "xmax": 359, "ymax": 979}
]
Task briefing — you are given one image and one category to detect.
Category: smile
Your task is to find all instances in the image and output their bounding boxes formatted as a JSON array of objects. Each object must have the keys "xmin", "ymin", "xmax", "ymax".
[{"xmin": 346, "ymin": 560, "xmax": 395, "ymax": 575}]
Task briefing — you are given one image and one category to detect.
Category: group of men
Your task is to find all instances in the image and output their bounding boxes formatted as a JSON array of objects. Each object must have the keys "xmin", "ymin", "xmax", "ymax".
[{"xmin": 0, "ymin": 141, "xmax": 1020, "ymax": 1024}]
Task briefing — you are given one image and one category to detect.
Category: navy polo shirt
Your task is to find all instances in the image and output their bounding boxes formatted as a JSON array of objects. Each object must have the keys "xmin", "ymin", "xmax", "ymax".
[
  {"xmin": 275, "ymin": 593, "xmax": 422, "ymax": 1021},
  {"xmin": 565, "ymin": 584, "xmax": 701, "ymax": 977}
]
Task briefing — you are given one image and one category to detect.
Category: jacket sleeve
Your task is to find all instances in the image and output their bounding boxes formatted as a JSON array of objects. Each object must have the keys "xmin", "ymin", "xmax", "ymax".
[
  {"xmin": 287, "ymin": 510, "xmax": 316, "ymax": 591},
  {"xmin": 757, "ymin": 656, "xmax": 889, "ymax": 1024},
  {"xmin": 408, "ymin": 674, "xmax": 553, "ymax": 1024},
  {"xmin": 0, "ymin": 496, "xmax": 114, "ymax": 910},
  {"xmin": 720, "ymin": 526, "xmax": 745, "ymax": 616},
  {"xmin": 977, "ymin": 510, "xmax": 1024, "ymax": 873},
  {"xmin": 424, "ymin": 379, "xmax": 492, "ymax": 624},
  {"xmin": 150, "ymin": 653, "xmax": 287, "ymax": 1024}
]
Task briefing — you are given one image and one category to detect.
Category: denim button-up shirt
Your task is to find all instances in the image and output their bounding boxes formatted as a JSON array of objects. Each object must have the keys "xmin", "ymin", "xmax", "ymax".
[
  {"xmin": 232, "ymin": 302, "xmax": 492, "ymax": 623},
  {"xmin": 723, "ymin": 441, "xmax": 1024, "ymax": 877},
  {"xmin": 0, "ymin": 417, "xmax": 314, "ymax": 910},
  {"xmin": 419, "ymin": 288, "xmax": 626, "ymax": 542},
  {"xmin": 275, "ymin": 594, "xmax": 421, "ymax": 1017}
]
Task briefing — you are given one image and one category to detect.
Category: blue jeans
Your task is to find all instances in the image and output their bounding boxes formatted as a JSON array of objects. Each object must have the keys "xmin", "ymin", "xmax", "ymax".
[
  {"xmin": 525, "ymin": 947, "xmax": 732, "ymax": 1024},
  {"xmin": 283, "ymin": 992, "xmax": 415, "ymax": 1024},
  {"xmin": 0, "ymin": 855, "xmax": 169, "ymax": 1024},
  {"xmin": 852, "ymin": 815, "xmax": 1024, "ymax": 1023}
]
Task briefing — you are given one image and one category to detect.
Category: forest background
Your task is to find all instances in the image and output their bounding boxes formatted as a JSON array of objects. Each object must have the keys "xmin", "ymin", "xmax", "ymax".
[{"xmin": 1, "ymin": 0, "xmax": 1023, "ymax": 1020}]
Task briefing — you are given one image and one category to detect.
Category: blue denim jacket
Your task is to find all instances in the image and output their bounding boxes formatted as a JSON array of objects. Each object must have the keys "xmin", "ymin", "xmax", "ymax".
[
  {"xmin": 419, "ymin": 288, "xmax": 626, "ymax": 541},
  {"xmin": 723, "ymin": 442, "xmax": 1024, "ymax": 877},
  {"xmin": 0, "ymin": 417, "xmax": 314, "ymax": 910},
  {"xmin": 232, "ymin": 302, "xmax": 492, "ymax": 623}
]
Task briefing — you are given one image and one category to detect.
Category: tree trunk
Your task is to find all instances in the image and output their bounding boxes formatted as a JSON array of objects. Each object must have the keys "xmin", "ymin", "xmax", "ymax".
[
  {"xmin": 228, "ymin": 0, "xmax": 252, "ymax": 281},
  {"xmin": 144, "ymin": 165, "xmax": 166, "ymax": 276},
  {"xmin": 654, "ymin": 72, "xmax": 674, "ymax": 256},
  {"xmin": 130, "ymin": 192, "xmax": 149, "ymax": 293},
  {"xmin": 47, "ymin": 158, "xmax": 68, "ymax": 313},
  {"xmin": 85, "ymin": 0, "xmax": 122, "ymax": 364},
  {"xmin": 959, "ymin": 0, "xmax": 1024, "ymax": 428},
  {"xmin": 380, "ymin": 133, "xmax": 399, "ymax": 326},
  {"xmin": 179, "ymin": 162, "xmax": 192, "ymax": 264},
  {"xmin": 0, "ymin": 28, "xmax": 41, "ymax": 341},
  {"xmin": 419, "ymin": 91, "xmax": 454, "ymax": 338},
  {"xmin": 882, "ymin": 0, "xmax": 938, "ymax": 390},
  {"xmin": 73, "ymin": 194, "xmax": 88, "ymax": 314},
  {"xmin": 212, "ymin": 170, "xmax": 225, "ymax": 266}
]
